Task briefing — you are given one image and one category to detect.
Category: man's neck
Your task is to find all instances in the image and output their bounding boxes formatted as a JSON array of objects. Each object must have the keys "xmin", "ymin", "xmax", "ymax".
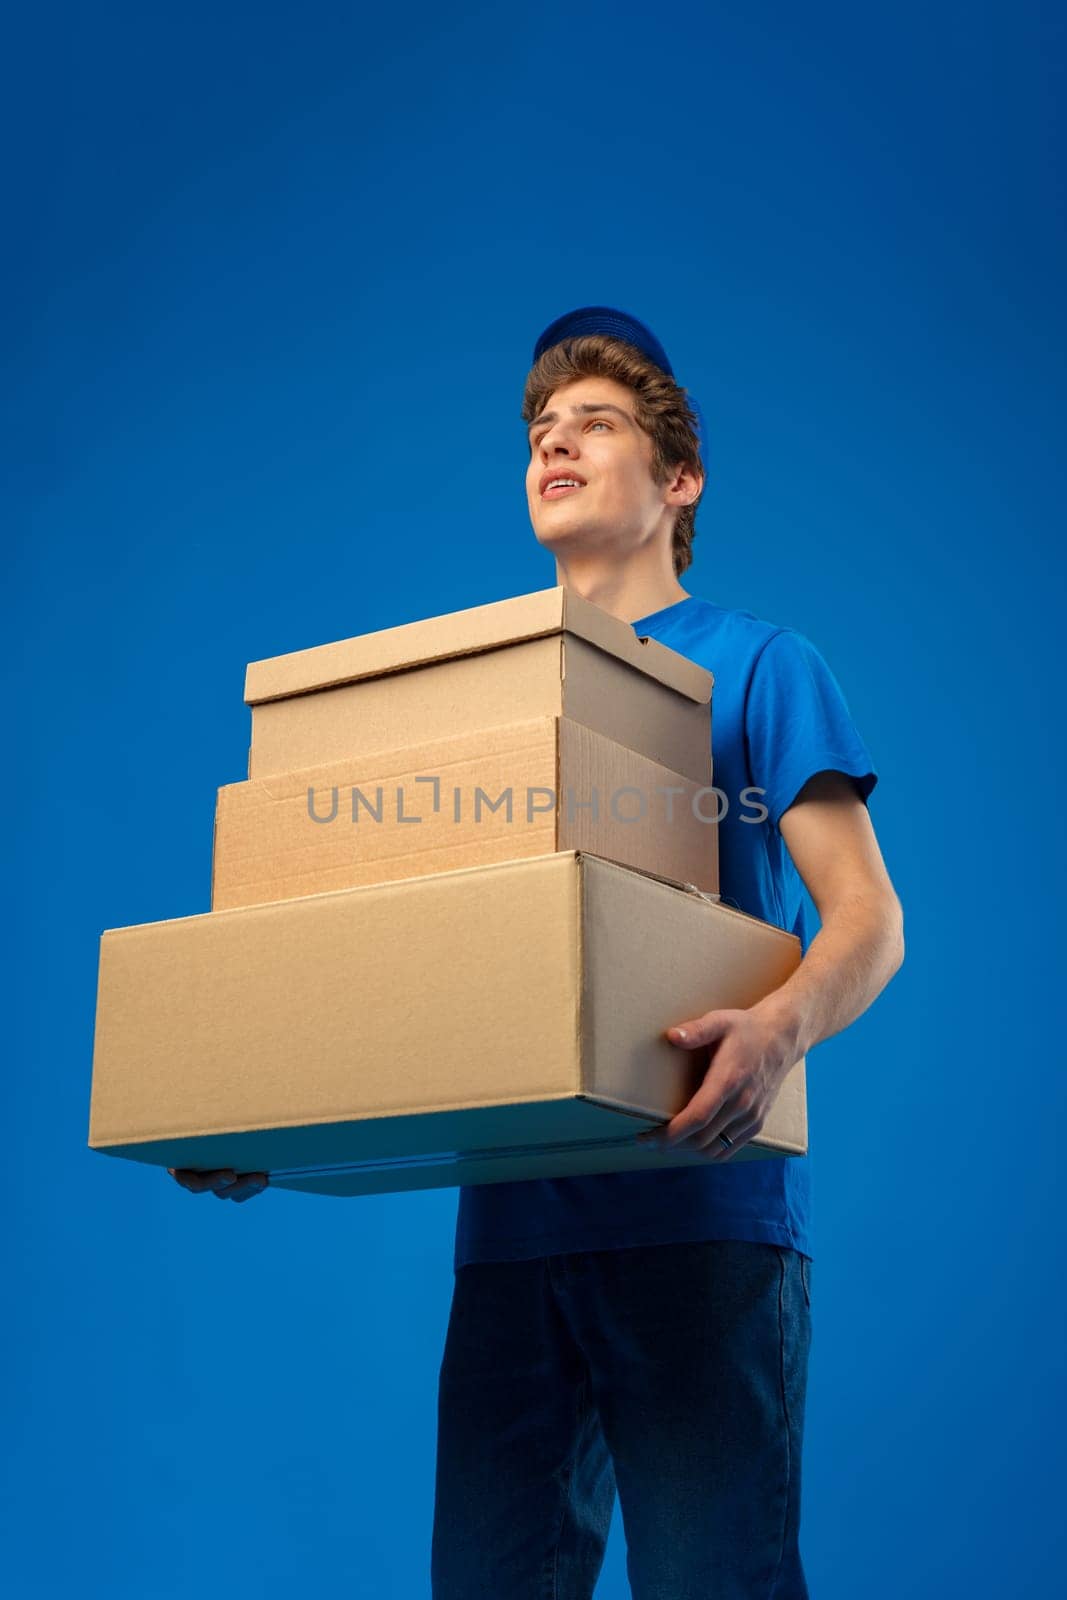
[{"xmin": 552, "ymin": 556, "xmax": 691, "ymax": 627}]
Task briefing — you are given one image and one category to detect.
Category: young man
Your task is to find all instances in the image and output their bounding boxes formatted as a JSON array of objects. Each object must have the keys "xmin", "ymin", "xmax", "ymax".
[
  {"xmin": 171, "ymin": 305, "xmax": 904, "ymax": 1600},
  {"xmin": 429, "ymin": 307, "xmax": 904, "ymax": 1600}
]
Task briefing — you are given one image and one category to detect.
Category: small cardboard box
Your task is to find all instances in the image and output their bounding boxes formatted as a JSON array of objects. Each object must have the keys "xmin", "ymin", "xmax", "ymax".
[
  {"xmin": 211, "ymin": 715, "xmax": 719, "ymax": 911},
  {"xmin": 244, "ymin": 587, "xmax": 713, "ymax": 784},
  {"xmin": 89, "ymin": 851, "xmax": 805, "ymax": 1197}
]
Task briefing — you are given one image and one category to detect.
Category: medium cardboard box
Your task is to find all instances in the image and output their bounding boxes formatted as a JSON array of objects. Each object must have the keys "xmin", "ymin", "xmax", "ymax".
[
  {"xmin": 244, "ymin": 587, "xmax": 713, "ymax": 785},
  {"xmin": 89, "ymin": 851, "xmax": 806, "ymax": 1197},
  {"xmin": 211, "ymin": 715, "xmax": 719, "ymax": 911}
]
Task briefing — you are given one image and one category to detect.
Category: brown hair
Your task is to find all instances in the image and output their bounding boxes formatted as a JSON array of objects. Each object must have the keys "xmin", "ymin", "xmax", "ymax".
[{"xmin": 523, "ymin": 333, "xmax": 705, "ymax": 577}]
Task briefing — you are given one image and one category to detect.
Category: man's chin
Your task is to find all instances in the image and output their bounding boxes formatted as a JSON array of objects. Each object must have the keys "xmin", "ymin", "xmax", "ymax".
[{"xmin": 531, "ymin": 516, "xmax": 608, "ymax": 553}]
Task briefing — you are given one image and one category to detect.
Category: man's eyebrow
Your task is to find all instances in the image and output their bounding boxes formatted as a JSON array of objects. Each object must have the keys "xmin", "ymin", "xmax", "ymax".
[{"xmin": 526, "ymin": 402, "xmax": 635, "ymax": 437}]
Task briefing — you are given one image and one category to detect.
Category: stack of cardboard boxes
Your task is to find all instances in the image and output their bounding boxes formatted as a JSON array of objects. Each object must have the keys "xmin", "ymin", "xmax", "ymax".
[{"xmin": 88, "ymin": 588, "xmax": 807, "ymax": 1197}]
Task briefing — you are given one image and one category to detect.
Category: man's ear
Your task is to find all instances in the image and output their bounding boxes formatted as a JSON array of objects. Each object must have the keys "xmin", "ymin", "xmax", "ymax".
[{"xmin": 666, "ymin": 461, "xmax": 704, "ymax": 507}]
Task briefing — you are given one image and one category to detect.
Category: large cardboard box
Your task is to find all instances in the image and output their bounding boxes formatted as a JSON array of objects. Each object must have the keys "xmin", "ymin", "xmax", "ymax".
[
  {"xmin": 89, "ymin": 851, "xmax": 806, "ymax": 1197},
  {"xmin": 211, "ymin": 715, "xmax": 719, "ymax": 910},
  {"xmin": 244, "ymin": 587, "xmax": 713, "ymax": 784}
]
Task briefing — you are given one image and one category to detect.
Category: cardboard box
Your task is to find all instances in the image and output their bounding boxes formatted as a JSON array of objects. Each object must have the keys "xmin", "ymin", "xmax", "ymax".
[
  {"xmin": 211, "ymin": 715, "xmax": 719, "ymax": 910},
  {"xmin": 244, "ymin": 587, "xmax": 713, "ymax": 784},
  {"xmin": 89, "ymin": 851, "xmax": 805, "ymax": 1197}
]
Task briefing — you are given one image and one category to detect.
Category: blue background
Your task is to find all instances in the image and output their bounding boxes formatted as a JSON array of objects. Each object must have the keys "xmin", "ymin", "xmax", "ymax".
[{"xmin": 7, "ymin": 2, "xmax": 1064, "ymax": 1594}]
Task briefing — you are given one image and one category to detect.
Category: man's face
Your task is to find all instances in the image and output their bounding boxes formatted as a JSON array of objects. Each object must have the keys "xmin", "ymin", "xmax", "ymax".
[{"xmin": 525, "ymin": 376, "xmax": 692, "ymax": 561}]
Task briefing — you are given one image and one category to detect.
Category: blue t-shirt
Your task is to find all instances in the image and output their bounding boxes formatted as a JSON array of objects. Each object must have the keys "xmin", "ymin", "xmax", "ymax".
[{"xmin": 452, "ymin": 594, "xmax": 878, "ymax": 1269}]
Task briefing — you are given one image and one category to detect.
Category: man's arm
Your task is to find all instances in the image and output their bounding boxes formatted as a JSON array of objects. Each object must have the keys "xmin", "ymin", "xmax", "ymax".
[
  {"xmin": 749, "ymin": 768, "xmax": 904, "ymax": 1062},
  {"xmin": 637, "ymin": 769, "xmax": 904, "ymax": 1156}
]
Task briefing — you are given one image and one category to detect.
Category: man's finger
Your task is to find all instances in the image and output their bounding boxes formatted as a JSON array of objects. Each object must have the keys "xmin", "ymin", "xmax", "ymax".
[
  {"xmin": 210, "ymin": 1173, "xmax": 244, "ymax": 1198},
  {"xmin": 642, "ymin": 1087, "xmax": 743, "ymax": 1150},
  {"xmin": 176, "ymin": 1169, "xmax": 237, "ymax": 1194},
  {"xmin": 170, "ymin": 1171, "xmax": 214, "ymax": 1193},
  {"xmin": 222, "ymin": 1176, "xmax": 269, "ymax": 1203},
  {"xmin": 665, "ymin": 1012, "xmax": 735, "ymax": 1049},
  {"xmin": 700, "ymin": 1117, "xmax": 760, "ymax": 1161},
  {"xmin": 694, "ymin": 1096, "xmax": 765, "ymax": 1154},
  {"xmin": 680, "ymin": 1100, "xmax": 747, "ymax": 1154}
]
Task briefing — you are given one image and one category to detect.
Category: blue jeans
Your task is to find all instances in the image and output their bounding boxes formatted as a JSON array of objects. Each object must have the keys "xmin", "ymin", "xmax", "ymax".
[{"xmin": 431, "ymin": 1239, "xmax": 812, "ymax": 1600}]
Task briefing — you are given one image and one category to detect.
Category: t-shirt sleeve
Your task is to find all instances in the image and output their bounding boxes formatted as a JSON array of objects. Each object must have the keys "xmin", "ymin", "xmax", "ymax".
[{"xmin": 744, "ymin": 628, "xmax": 878, "ymax": 831}]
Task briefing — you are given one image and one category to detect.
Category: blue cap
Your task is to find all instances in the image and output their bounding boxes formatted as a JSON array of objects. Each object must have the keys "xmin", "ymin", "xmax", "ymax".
[{"xmin": 531, "ymin": 304, "xmax": 706, "ymax": 468}]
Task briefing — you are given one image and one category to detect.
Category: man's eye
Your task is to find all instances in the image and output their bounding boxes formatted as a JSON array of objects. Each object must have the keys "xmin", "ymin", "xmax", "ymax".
[{"xmin": 531, "ymin": 418, "xmax": 610, "ymax": 448}]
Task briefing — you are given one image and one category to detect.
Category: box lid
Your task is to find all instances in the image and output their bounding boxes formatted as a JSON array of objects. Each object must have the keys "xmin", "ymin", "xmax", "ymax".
[{"xmin": 243, "ymin": 586, "xmax": 713, "ymax": 707}]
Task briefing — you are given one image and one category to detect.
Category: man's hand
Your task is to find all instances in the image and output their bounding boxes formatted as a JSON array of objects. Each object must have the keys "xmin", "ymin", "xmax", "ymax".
[
  {"xmin": 635, "ymin": 771, "xmax": 904, "ymax": 1162},
  {"xmin": 635, "ymin": 1008, "xmax": 795, "ymax": 1160},
  {"xmin": 167, "ymin": 1167, "xmax": 269, "ymax": 1202}
]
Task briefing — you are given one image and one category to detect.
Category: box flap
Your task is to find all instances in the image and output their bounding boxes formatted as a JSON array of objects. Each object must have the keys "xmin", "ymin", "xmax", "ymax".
[
  {"xmin": 562, "ymin": 587, "xmax": 713, "ymax": 705},
  {"xmin": 244, "ymin": 586, "xmax": 713, "ymax": 707}
]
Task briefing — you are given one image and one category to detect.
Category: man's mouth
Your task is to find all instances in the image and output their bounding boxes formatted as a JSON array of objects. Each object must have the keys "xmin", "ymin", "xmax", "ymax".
[{"xmin": 541, "ymin": 478, "xmax": 585, "ymax": 500}]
